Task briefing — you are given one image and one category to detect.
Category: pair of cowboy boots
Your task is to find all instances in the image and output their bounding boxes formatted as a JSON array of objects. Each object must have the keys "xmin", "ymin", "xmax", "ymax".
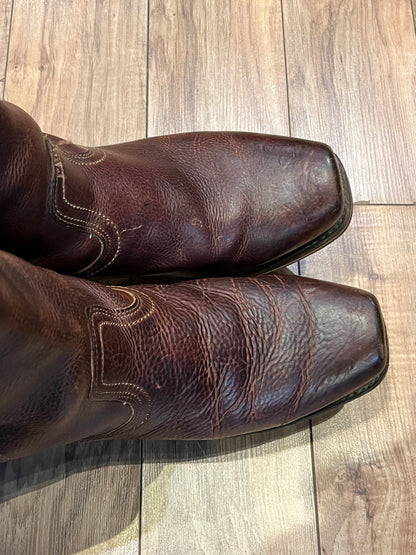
[{"xmin": 0, "ymin": 101, "xmax": 388, "ymax": 461}]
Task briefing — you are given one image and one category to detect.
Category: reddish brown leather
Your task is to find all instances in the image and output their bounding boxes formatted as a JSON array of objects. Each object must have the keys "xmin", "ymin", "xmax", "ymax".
[
  {"xmin": 0, "ymin": 101, "xmax": 349, "ymax": 280},
  {"xmin": 0, "ymin": 251, "xmax": 388, "ymax": 461}
]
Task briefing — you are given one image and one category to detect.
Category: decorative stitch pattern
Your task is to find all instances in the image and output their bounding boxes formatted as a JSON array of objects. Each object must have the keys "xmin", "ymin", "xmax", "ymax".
[
  {"xmin": 54, "ymin": 139, "xmax": 107, "ymax": 165},
  {"xmin": 86, "ymin": 286, "xmax": 154, "ymax": 439},
  {"xmin": 47, "ymin": 139, "xmax": 121, "ymax": 277}
]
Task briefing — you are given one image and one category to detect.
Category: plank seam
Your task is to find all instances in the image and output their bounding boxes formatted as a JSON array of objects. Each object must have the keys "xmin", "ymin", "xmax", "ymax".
[
  {"xmin": 138, "ymin": 440, "xmax": 144, "ymax": 555},
  {"xmin": 286, "ymin": 1, "xmax": 319, "ymax": 550},
  {"xmin": 354, "ymin": 203, "xmax": 416, "ymax": 207},
  {"xmin": 280, "ymin": 0, "xmax": 292, "ymax": 136},
  {"xmin": 145, "ymin": 0, "xmax": 151, "ymax": 140},
  {"xmin": 410, "ymin": 0, "xmax": 416, "ymax": 37},
  {"xmin": 2, "ymin": 0, "xmax": 14, "ymax": 100},
  {"xmin": 309, "ymin": 419, "xmax": 322, "ymax": 555},
  {"xmin": 139, "ymin": 1, "xmax": 151, "ymax": 552}
]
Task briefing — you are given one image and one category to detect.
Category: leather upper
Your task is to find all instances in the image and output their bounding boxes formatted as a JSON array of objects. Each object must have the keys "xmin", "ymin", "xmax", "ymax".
[
  {"xmin": 0, "ymin": 251, "xmax": 388, "ymax": 461},
  {"xmin": 0, "ymin": 101, "xmax": 348, "ymax": 279}
]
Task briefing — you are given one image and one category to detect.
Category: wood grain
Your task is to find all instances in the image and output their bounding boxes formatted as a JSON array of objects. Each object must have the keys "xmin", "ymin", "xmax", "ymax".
[
  {"xmin": 0, "ymin": 441, "xmax": 141, "ymax": 555},
  {"xmin": 5, "ymin": 0, "xmax": 148, "ymax": 144},
  {"xmin": 300, "ymin": 206, "xmax": 416, "ymax": 553},
  {"xmin": 0, "ymin": 1, "xmax": 12, "ymax": 79},
  {"xmin": 282, "ymin": 0, "xmax": 416, "ymax": 203},
  {"xmin": 148, "ymin": 0, "xmax": 289, "ymax": 135},
  {"xmin": 141, "ymin": 428, "xmax": 318, "ymax": 555}
]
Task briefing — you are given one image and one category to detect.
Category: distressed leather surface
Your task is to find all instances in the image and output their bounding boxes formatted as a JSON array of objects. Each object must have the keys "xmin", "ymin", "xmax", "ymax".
[
  {"xmin": 0, "ymin": 101, "xmax": 348, "ymax": 280},
  {"xmin": 0, "ymin": 251, "xmax": 388, "ymax": 461}
]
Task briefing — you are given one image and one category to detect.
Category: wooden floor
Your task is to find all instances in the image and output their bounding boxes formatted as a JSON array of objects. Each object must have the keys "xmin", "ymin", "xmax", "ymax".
[{"xmin": 1, "ymin": 1, "xmax": 415, "ymax": 553}]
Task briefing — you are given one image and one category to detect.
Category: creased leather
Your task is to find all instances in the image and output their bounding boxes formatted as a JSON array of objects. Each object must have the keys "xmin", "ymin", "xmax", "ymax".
[
  {"xmin": 0, "ymin": 101, "xmax": 349, "ymax": 280},
  {"xmin": 0, "ymin": 251, "xmax": 388, "ymax": 461}
]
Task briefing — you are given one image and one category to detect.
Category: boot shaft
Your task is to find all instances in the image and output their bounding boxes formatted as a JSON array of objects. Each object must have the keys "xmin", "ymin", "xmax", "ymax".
[{"xmin": 0, "ymin": 102, "xmax": 51, "ymax": 256}]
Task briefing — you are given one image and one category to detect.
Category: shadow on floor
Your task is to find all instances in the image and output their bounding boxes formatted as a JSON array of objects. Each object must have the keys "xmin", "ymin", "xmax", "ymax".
[
  {"xmin": 0, "ymin": 405, "xmax": 343, "ymax": 504},
  {"xmin": 0, "ymin": 395, "xmax": 385, "ymax": 554}
]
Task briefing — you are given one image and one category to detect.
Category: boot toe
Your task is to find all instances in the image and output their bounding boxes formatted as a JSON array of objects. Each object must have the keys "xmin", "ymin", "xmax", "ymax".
[
  {"xmin": 209, "ymin": 278, "xmax": 388, "ymax": 437},
  {"xmin": 247, "ymin": 135, "xmax": 351, "ymax": 269},
  {"xmin": 272, "ymin": 282, "xmax": 389, "ymax": 429},
  {"xmin": 300, "ymin": 288, "xmax": 388, "ymax": 415}
]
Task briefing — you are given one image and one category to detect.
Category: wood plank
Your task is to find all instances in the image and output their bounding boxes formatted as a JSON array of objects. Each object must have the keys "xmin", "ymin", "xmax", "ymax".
[
  {"xmin": 142, "ymin": 427, "xmax": 318, "ymax": 555},
  {"xmin": 0, "ymin": 1, "xmax": 12, "ymax": 79},
  {"xmin": 148, "ymin": 0, "xmax": 289, "ymax": 135},
  {"xmin": 283, "ymin": 0, "xmax": 416, "ymax": 203},
  {"xmin": 5, "ymin": 0, "xmax": 148, "ymax": 145},
  {"xmin": 300, "ymin": 206, "xmax": 416, "ymax": 553},
  {"xmin": 0, "ymin": 441, "xmax": 141, "ymax": 554},
  {"xmin": 143, "ymin": 2, "xmax": 317, "ymax": 553}
]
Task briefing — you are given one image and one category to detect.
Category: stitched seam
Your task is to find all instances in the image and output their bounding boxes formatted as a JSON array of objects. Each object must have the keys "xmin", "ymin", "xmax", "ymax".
[
  {"xmin": 51, "ymin": 168, "xmax": 109, "ymax": 274},
  {"xmin": 54, "ymin": 139, "xmax": 107, "ymax": 165},
  {"xmin": 60, "ymin": 152, "xmax": 107, "ymax": 166},
  {"xmin": 48, "ymin": 142, "xmax": 121, "ymax": 276},
  {"xmin": 88, "ymin": 288, "xmax": 155, "ymax": 437},
  {"xmin": 95, "ymin": 294, "xmax": 156, "ymax": 388},
  {"xmin": 55, "ymin": 157, "xmax": 120, "ymax": 274}
]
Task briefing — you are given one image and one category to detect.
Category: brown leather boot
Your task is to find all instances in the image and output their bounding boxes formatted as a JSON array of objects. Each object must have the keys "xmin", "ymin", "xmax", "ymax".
[
  {"xmin": 0, "ymin": 101, "xmax": 352, "ymax": 282},
  {"xmin": 0, "ymin": 250, "xmax": 388, "ymax": 461}
]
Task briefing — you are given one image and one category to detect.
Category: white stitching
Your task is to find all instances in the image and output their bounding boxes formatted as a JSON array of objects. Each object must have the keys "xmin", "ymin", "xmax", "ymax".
[
  {"xmin": 88, "ymin": 287, "xmax": 155, "ymax": 436},
  {"xmin": 48, "ymin": 141, "xmax": 121, "ymax": 277},
  {"xmin": 54, "ymin": 149, "xmax": 120, "ymax": 274},
  {"xmin": 54, "ymin": 139, "xmax": 107, "ymax": 165}
]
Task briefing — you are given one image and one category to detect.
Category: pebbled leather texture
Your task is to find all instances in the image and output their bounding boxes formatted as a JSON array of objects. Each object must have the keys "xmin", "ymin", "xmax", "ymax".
[
  {"xmin": 0, "ymin": 251, "xmax": 388, "ymax": 461},
  {"xmin": 0, "ymin": 101, "xmax": 351, "ymax": 281}
]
